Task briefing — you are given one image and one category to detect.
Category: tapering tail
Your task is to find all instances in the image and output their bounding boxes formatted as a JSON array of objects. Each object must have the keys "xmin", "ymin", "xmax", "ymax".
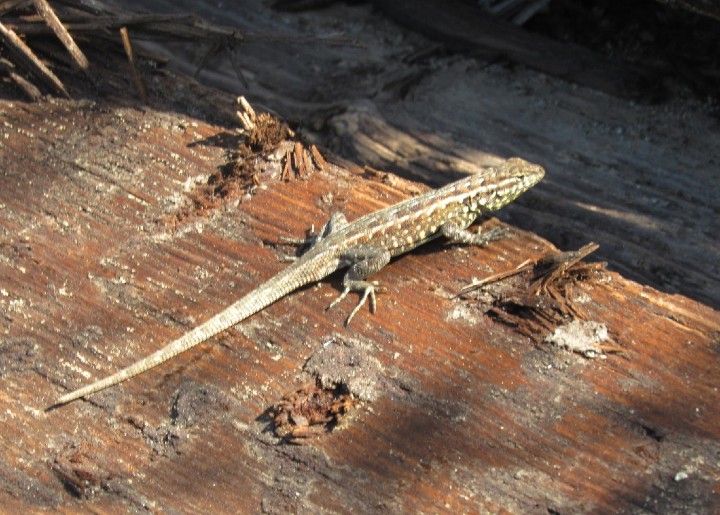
[{"xmin": 50, "ymin": 257, "xmax": 328, "ymax": 407}]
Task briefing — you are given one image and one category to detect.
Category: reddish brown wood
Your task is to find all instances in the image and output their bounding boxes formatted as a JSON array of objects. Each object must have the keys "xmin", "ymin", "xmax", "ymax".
[{"xmin": 0, "ymin": 94, "xmax": 718, "ymax": 512}]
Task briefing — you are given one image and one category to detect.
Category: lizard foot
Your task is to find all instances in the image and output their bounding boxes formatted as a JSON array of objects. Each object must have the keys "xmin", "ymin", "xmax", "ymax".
[{"xmin": 327, "ymin": 280, "xmax": 379, "ymax": 326}]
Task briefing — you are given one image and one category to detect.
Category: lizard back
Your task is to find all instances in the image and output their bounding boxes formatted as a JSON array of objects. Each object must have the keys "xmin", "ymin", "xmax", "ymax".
[{"xmin": 328, "ymin": 157, "xmax": 544, "ymax": 256}]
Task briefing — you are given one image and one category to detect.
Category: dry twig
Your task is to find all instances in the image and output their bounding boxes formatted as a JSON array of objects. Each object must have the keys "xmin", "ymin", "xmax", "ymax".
[
  {"xmin": 0, "ymin": 19, "xmax": 69, "ymax": 97},
  {"xmin": 119, "ymin": 26, "xmax": 146, "ymax": 102},
  {"xmin": 33, "ymin": 0, "xmax": 89, "ymax": 72},
  {"xmin": 1, "ymin": 1, "xmax": 358, "ymax": 98},
  {"xmin": 463, "ymin": 242, "xmax": 609, "ymax": 344}
]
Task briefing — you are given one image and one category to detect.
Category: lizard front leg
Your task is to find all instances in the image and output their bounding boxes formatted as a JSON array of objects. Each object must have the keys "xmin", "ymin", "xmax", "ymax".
[
  {"xmin": 308, "ymin": 212, "xmax": 349, "ymax": 248},
  {"xmin": 328, "ymin": 246, "xmax": 391, "ymax": 326},
  {"xmin": 280, "ymin": 212, "xmax": 349, "ymax": 258}
]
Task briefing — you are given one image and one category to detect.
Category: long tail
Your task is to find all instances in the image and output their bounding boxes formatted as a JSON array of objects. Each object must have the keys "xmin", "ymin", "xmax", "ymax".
[{"xmin": 51, "ymin": 258, "xmax": 325, "ymax": 407}]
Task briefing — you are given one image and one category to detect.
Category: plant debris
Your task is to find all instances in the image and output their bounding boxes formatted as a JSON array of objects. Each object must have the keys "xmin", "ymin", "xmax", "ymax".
[
  {"xmin": 183, "ymin": 96, "xmax": 329, "ymax": 217},
  {"xmin": 0, "ymin": 0, "xmax": 358, "ymax": 100},
  {"xmin": 462, "ymin": 242, "xmax": 621, "ymax": 354},
  {"xmin": 269, "ymin": 379, "xmax": 355, "ymax": 444}
]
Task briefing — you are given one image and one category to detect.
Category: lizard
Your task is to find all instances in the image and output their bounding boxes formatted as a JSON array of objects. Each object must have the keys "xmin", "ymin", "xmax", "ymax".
[{"xmin": 51, "ymin": 158, "xmax": 544, "ymax": 406}]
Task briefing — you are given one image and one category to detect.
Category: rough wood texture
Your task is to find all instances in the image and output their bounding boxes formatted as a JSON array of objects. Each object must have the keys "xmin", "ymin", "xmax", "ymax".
[
  {"xmin": 1, "ymin": 95, "xmax": 718, "ymax": 512},
  {"xmin": 1, "ymin": 0, "xmax": 719, "ymax": 512}
]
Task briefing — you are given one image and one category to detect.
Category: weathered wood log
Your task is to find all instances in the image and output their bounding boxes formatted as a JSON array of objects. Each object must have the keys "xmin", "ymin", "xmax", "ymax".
[{"xmin": 0, "ymin": 92, "xmax": 718, "ymax": 512}]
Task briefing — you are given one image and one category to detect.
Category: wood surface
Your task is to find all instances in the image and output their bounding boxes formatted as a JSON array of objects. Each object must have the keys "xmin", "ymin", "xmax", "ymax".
[
  {"xmin": 1, "ymin": 93, "xmax": 718, "ymax": 512},
  {"xmin": 1, "ymin": 0, "xmax": 719, "ymax": 512}
]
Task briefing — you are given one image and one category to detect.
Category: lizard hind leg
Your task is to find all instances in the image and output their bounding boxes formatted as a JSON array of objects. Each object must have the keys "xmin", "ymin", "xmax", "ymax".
[{"xmin": 328, "ymin": 247, "xmax": 391, "ymax": 326}]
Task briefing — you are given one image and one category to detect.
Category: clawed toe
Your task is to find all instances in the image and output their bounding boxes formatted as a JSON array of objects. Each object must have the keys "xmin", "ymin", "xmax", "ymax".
[
  {"xmin": 327, "ymin": 281, "xmax": 378, "ymax": 326},
  {"xmin": 327, "ymin": 287, "xmax": 350, "ymax": 311}
]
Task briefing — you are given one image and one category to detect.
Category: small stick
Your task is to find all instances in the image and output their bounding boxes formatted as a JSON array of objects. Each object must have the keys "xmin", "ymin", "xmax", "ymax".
[
  {"xmin": 0, "ymin": 57, "xmax": 42, "ymax": 100},
  {"xmin": 310, "ymin": 144, "xmax": 327, "ymax": 171},
  {"xmin": 0, "ymin": 20, "xmax": 69, "ymax": 97},
  {"xmin": 460, "ymin": 258, "xmax": 534, "ymax": 293},
  {"xmin": 32, "ymin": 0, "xmax": 90, "ymax": 73},
  {"xmin": 119, "ymin": 26, "xmax": 147, "ymax": 102}
]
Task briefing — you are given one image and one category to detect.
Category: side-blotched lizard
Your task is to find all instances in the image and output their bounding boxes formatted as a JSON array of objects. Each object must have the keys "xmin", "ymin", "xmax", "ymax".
[{"xmin": 52, "ymin": 158, "xmax": 544, "ymax": 406}]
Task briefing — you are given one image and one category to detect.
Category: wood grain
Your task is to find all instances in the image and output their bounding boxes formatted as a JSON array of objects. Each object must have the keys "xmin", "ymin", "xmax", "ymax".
[{"xmin": 1, "ymin": 95, "xmax": 718, "ymax": 512}]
